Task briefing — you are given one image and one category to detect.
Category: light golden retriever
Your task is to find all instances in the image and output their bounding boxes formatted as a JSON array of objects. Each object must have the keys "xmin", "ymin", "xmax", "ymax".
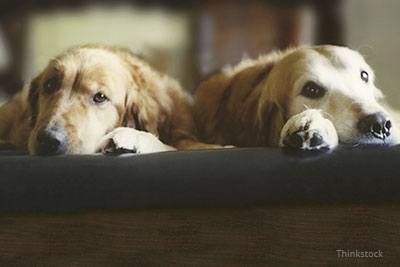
[
  {"xmin": 0, "ymin": 44, "xmax": 208, "ymax": 155},
  {"xmin": 193, "ymin": 45, "xmax": 400, "ymax": 150}
]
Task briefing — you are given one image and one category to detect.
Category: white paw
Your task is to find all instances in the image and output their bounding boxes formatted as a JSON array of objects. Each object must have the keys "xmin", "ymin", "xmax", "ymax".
[
  {"xmin": 99, "ymin": 127, "xmax": 173, "ymax": 154},
  {"xmin": 279, "ymin": 109, "xmax": 338, "ymax": 150}
]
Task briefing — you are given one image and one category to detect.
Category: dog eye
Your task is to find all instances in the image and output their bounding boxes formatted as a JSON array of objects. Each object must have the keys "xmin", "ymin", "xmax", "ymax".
[
  {"xmin": 301, "ymin": 82, "xmax": 326, "ymax": 99},
  {"xmin": 92, "ymin": 92, "xmax": 108, "ymax": 104},
  {"xmin": 43, "ymin": 75, "xmax": 62, "ymax": 94},
  {"xmin": 361, "ymin": 70, "xmax": 369, "ymax": 83}
]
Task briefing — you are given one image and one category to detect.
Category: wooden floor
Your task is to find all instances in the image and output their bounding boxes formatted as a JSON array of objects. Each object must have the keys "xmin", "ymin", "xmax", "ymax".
[{"xmin": 0, "ymin": 204, "xmax": 399, "ymax": 266}]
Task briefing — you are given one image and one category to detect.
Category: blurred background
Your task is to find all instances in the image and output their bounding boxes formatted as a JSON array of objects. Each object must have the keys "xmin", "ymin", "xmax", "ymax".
[{"xmin": 0, "ymin": 0, "xmax": 399, "ymax": 107}]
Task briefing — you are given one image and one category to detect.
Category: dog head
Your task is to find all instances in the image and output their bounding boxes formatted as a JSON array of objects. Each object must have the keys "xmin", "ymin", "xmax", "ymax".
[
  {"xmin": 27, "ymin": 45, "xmax": 170, "ymax": 155},
  {"xmin": 258, "ymin": 45, "xmax": 399, "ymax": 146}
]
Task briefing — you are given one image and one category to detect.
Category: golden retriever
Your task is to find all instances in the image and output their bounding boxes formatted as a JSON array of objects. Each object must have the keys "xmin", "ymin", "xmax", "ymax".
[
  {"xmin": 193, "ymin": 45, "xmax": 400, "ymax": 150},
  {"xmin": 0, "ymin": 44, "xmax": 208, "ymax": 155}
]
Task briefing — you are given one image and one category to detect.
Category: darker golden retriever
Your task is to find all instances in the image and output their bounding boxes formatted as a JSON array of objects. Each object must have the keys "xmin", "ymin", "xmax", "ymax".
[{"xmin": 0, "ymin": 44, "xmax": 209, "ymax": 155}]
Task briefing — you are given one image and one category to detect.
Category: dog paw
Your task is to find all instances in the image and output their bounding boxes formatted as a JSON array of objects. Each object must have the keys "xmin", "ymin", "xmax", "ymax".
[
  {"xmin": 279, "ymin": 109, "xmax": 338, "ymax": 150},
  {"xmin": 99, "ymin": 127, "xmax": 172, "ymax": 155}
]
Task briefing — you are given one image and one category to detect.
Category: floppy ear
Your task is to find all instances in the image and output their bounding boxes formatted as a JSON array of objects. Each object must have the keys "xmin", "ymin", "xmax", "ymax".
[
  {"xmin": 256, "ymin": 71, "xmax": 288, "ymax": 146},
  {"xmin": 120, "ymin": 96, "xmax": 144, "ymax": 131},
  {"xmin": 27, "ymin": 75, "xmax": 41, "ymax": 128},
  {"xmin": 124, "ymin": 82, "xmax": 170, "ymax": 137},
  {"xmin": 118, "ymin": 51, "xmax": 171, "ymax": 136},
  {"xmin": 258, "ymin": 100, "xmax": 286, "ymax": 146},
  {"xmin": 255, "ymin": 54, "xmax": 297, "ymax": 146}
]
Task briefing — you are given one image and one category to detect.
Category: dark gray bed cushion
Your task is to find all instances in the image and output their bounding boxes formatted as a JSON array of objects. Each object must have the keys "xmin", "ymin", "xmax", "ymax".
[{"xmin": 0, "ymin": 145, "xmax": 399, "ymax": 212}]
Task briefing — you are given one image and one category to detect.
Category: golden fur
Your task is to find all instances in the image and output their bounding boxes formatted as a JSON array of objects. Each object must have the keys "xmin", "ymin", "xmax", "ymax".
[
  {"xmin": 0, "ymin": 44, "xmax": 208, "ymax": 155},
  {"xmin": 194, "ymin": 49, "xmax": 293, "ymax": 147}
]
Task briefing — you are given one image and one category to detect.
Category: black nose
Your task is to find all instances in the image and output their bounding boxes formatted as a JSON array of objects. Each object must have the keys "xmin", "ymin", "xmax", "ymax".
[
  {"xmin": 36, "ymin": 127, "xmax": 68, "ymax": 155},
  {"xmin": 357, "ymin": 112, "xmax": 392, "ymax": 139}
]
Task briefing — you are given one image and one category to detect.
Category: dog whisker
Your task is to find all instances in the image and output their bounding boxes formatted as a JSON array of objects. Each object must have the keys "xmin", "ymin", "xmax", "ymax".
[
  {"xmin": 352, "ymin": 141, "xmax": 361, "ymax": 147},
  {"xmin": 321, "ymin": 110, "xmax": 334, "ymax": 120}
]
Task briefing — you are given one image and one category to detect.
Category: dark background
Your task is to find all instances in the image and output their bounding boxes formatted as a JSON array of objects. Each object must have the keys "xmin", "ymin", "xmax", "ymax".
[{"xmin": 0, "ymin": 0, "xmax": 398, "ymax": 105}]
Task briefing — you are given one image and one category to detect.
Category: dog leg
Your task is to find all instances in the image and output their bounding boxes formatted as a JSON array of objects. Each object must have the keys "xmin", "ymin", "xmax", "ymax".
[
  {"xmin": 279, "ymin": 109, "xmax": 338, "ymax": 150},
  {"xmin": 99, "ymin": 127, "xmax": 175, "ymax": 155}
]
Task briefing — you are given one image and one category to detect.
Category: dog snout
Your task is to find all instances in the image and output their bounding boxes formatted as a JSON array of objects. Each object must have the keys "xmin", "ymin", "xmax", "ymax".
[
  {"xmin": 357, "ymin": 112, "xmax": 392, "ymax": 139},
  {"xmin": 36, "ymin": 127, "xmax": 68, "ymax": 155}
]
